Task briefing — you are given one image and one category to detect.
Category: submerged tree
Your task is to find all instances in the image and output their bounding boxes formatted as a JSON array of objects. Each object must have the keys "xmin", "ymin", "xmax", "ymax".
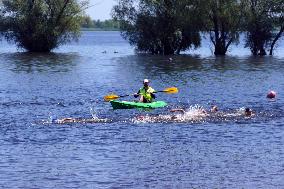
[
  {"xmin": 201, "ymin": 0, "xmax": 243, "ymax": 55},
  {"xmin": 0, "ymin": 2, "xmax": 5, "ymax": 36},
  {"xmin": 2, "ymin": 0, "xmax": 88, "ymax": 52},
  {"xmin": 242, "ymin": 0, "xmax": 274, "ymax": 55},
  {"xmin": 268, "ymin": 0, "xmax": 284, "ymax": 55},
  {"xmin": 112, "ymin": 0, "xmax": 201, "ymax": 55},
  {"xmin": 241, "ymin": 0, "xmax": 284, "ymax": 56}
]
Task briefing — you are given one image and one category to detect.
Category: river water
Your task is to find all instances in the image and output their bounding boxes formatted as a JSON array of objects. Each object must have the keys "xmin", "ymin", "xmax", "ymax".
[{"xmin": 0, "ymin": 31, "xmax": 283, "ymax": 188}]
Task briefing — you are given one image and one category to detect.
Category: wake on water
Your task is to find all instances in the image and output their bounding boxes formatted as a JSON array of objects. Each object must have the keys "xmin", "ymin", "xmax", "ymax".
[
  {"xmin": 42, "ymin": 106, "xmax": 109, "ymax": 125},
  {"xmin": 41, "ymin": 104, "xmax": 277, "ymax": 125},
  {"xmin": 132, "ymin": 105, "xmax": 211, "ymax": 124},
  {"xmin": 131, "ymin": 105, "xmax": 257, "ymax": 124}
]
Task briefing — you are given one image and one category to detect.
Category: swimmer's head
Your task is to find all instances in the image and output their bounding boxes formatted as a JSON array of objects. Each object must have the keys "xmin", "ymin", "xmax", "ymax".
[
  {"xmin": 211, "ymin": 105, "xmax": 218, "ymax": 112},
  {"xmin": 245, "ymin": 108, "xmax": 252, "ymax": 116}
]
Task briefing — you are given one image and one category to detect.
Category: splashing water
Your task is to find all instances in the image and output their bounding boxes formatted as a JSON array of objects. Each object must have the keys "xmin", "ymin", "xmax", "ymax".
[
  {"xmin": 90, "ymin": 106, "xmax": 99, "ymax": 120},
  {"xmin": 47, "ymin": 112, "xmax": 56, "ymax": 124},
  {"xmin": 132, "ymin": 104, "xmax": 208, "ymax": 124}
]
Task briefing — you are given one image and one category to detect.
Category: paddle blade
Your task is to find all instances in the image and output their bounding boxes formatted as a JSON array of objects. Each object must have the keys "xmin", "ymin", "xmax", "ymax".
[
  {"xmin": 163, "ymin": 87, "xmax": 179, "ymax": 94},
  {"xmin": 104, "ymin": 94, "xmax": 119, "ymax": 101}
]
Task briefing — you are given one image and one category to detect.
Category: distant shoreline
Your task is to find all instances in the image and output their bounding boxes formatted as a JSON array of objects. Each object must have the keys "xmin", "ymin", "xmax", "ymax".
[{"xmin": 81, "ymin": 28, "xmax": 120, "ymax": 31}]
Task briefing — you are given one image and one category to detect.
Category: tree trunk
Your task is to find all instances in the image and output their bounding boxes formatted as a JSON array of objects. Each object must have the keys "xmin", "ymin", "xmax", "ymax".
[
  {"xmin": 269, "ymin": 26, "xmax": 284, "ymax": 55},
  {"xmin": 214, "ymin": 42, "xmax": 226, "ymax": 55},
  {"xmin": 259, "ymin": 47, "xmax": 267, "ymax": 56}
]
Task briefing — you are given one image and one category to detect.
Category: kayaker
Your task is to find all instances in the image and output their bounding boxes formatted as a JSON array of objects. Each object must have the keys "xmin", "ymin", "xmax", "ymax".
[{"xmin": 134, "ymin": 79, "xmax": 156, "ymax": 103}]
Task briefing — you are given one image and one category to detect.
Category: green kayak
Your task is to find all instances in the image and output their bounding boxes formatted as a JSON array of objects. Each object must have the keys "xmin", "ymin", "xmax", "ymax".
[{"xmin": 110, "ymin": 100, "xmax": 167, "ymax": 109}]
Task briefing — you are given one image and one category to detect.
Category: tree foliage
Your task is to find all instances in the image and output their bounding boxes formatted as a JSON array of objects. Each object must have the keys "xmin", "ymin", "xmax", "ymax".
[
  {"xmin": 113, "ymin": 0, "xmax": 201, "ymax": 55},
  {"xmin": 113, "ymin": 0, "xmax": 283, "ymax": 56},
  {"xmin": 242, "ymin": 0, "xmax": 273, "ymax": 55},
  {"xmin": 93, "ymin": 19, "xmax": 120, "ymax": 30},
  {"xmin": 268, "ymin": 0, "xmax": 284, "ymax": 55},
  {"xmin": 201, "ymin": 0, "xmax": 243, "ymax": 55},
  {"xmin": 1, "ymin": 0, "xmax": 88, "ymax": 52},
  {"xmin": 241, "ymin": 0, "xmax": 284, "ymax": 56},
  {"xmin": 81, "ymin": 15, "xmax": 94, "ymax": 28}
]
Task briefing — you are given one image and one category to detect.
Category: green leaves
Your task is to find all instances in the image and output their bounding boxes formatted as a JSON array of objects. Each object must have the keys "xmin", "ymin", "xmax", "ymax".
[
  {"xmin": 234, "ymin": 0, "xmax": 284, "ymax": 55},
  {"xmin": 113, "ymin": 0, "xmax": 201, "ymax": 55},
  {"xmin": 1, "ymin": 0, "xmax": 89, "ymax": 52}
]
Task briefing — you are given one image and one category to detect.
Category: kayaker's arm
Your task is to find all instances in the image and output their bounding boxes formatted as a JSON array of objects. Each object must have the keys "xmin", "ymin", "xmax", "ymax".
[
  {"xmin": 151, "ymin": 93, "xmax": 156, "ymax": 99},
  {"xmin": 134, "ymin": 90, "xmax": 140, "ymax": 98}
]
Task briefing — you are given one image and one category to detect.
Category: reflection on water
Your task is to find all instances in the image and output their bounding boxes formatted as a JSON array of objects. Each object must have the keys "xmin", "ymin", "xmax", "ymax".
[{"xmin": 0, "ymin": 52, "xmax": 80, "ymax": 73}]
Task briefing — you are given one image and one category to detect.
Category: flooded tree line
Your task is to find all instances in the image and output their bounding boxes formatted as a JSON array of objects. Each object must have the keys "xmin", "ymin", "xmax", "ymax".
[
  {"xmin": 0, "ymin": 0, "xmax": 283, "ymax": 56},
  {"xmin": 0, "ymin": 0, "xmax": 89, "ymax": 52},
  {"xmin": 113, "ymin": 0, "xmax": 283, "ymax": 56}
]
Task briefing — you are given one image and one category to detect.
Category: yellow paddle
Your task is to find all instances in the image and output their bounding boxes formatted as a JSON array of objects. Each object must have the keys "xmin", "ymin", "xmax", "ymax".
[{"xmin": 104, "ymin": 87, "xmax": 179, "ymax": 101}]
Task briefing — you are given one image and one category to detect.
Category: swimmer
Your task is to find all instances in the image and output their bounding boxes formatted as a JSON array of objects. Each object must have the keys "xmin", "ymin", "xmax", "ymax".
[
  {"xmin": 53, "ymin": 117, "xmax": 109, "ymax": 124},
  {"xmin": 170, "ymin": 106, "xmax": 209, "ymax": 115},
  {"xmin": 210, "ymin": 105, "xmax": 218, "ymax": 113},
  {"xmin": 170, "ymin": 108, "xmax": 186, "ymax": 114},
  {"xmin": 244, "ymin": 108, "xmax": 254, "ymax": 117}
]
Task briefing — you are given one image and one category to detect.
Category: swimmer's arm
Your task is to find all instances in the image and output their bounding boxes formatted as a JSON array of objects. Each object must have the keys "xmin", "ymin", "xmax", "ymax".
[
  {"xmin": 56, "ymin": 118, "xmax": 76, "ymax": 124},
  {"xmin": 170, "ymin": 109, "xmax": 185, "ymax": 114}
]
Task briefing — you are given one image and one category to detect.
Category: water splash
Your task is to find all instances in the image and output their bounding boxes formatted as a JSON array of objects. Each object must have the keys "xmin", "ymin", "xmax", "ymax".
[
  {"xmin": 132, "ymin": 104, "xmax": 208, "ymax": 124},
  {"xmin": 90, "ymin": 106, "xmax": 99, "ymax": 120},
  {"xmin": 47, "ymin": 112, "xmax": 56, "ymax": 124}
]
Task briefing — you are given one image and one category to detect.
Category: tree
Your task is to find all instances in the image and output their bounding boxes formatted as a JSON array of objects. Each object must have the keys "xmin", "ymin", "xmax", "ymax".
[
  {"xmin": 0, "ymin": 1, "xmax": 6, "ymax": 35},
  {"xmin": 201, "ymin": 0, "xmax": 243, "ymax": 55},
  {"xmin": 2, "ymin": 0, "xmax": 88, "ymax": 52},
  {"xmin": 81, "ymin": 15, "xmax": 94, "ymax": 28},
  {"xmin": 242, "ymin": 0, "xmax": 273, "ymax": 56},
  {"xmin": 112, "ymin": 0, "xmax": 201, "ymax": 55},
  {"xmin": 268, "ymin": 0, "xmax": 284, "ymax": 55}
]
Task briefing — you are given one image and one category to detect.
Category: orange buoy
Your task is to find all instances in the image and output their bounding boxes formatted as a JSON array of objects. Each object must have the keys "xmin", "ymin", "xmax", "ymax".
[{"xmin": 267, "ymin": 91, "xmax": 276, "ymax": 99}]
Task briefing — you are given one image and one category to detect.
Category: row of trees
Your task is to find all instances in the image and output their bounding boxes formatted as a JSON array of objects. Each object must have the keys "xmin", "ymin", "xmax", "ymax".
[
  {"xmin": 81, "ymin": 17, "xmax": 120, "ymax": 30},
  {"xmin": 113, "ymin": 0, "xmax": 284, "ymax": 56},
  {"xmin": 0, "ymin": 0, "xmax": 89, "ymax": 52}
]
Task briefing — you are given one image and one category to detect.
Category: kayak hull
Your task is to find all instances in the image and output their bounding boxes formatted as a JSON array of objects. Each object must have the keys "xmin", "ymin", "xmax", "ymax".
[{"xmin": 110, "ymin": 100, "xmax": 167, "ymax": 109}]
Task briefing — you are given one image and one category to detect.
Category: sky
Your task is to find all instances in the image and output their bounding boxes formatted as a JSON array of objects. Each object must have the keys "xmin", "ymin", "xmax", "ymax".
[{"xmin": 86, "ymin": 0, "xmax": 117, "ymax": 20}]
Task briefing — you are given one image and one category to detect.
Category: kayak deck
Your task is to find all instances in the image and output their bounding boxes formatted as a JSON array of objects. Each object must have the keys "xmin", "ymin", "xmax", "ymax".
[{"xmin": 110, "ymin": 100, "xmax": 167, "ymax": 109}]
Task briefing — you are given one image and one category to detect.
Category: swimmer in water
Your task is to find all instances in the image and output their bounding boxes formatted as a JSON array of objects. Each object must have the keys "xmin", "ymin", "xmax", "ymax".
[
  {"xmin": 135, "ymin": 109, "xmax": 184, "ymax": 122},
  {"xmin": 135, "ymin": 105, "xmax": 212, "ymax": 122},
  {"xmin": 210, "ymin": 105, "xmax": 218, "ymax": 113},
  {"xmin": 170, "ymin": 105, "xmax": 218, "ymax": 115},
  {"xmin": 170, "ymin": 108, "xmax": 186, "ymax": 114},
  {"xmin": 169, "ymin": 105, "xmax": 219, "ymax": 121},
  {"xmin": 53, "ymin": 117, "xmax": 109, "ymax": 124},
  {"xmin": 244, "ymin": 108, "xmax": 254, "ymax": 117}
]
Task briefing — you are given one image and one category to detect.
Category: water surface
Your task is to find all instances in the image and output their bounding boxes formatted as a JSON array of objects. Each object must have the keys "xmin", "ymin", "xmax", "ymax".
[{"xmin": 0, "ymin": 31, "xmax": 283, "ymax": 188}]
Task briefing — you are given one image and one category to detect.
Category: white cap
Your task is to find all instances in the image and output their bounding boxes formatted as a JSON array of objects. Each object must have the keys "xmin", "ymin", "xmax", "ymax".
[{"xmin": 143, "ymin": 79, "xmax": 149, "ymax": 83}]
